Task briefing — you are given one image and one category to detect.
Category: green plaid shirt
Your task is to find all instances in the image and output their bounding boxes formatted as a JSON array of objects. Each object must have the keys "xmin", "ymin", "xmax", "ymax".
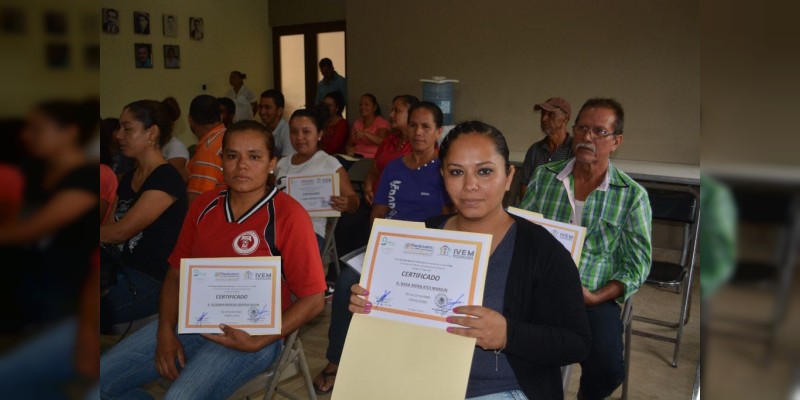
[{"xmin": 520, "ymin": 159, "xmax": 652, "ymax": 301}]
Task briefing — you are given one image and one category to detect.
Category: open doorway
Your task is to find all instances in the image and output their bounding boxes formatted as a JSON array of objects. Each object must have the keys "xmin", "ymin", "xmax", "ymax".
[{"xmin": 273, "ymin": 21, "xmax": 346, "ymax": 118}]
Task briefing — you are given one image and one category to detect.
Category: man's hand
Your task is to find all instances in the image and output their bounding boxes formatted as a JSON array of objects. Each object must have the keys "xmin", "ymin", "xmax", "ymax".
[
  {"xmin": 201, "ymin": 324, "xmax": 272, "ymax": 352},
  {"xmin": 155, "ymin": 329, "xmax": 185, "ymax": 381},
  {"xmin": 582, "ymin": 286, "xmax": 601, "ymax": 306}
]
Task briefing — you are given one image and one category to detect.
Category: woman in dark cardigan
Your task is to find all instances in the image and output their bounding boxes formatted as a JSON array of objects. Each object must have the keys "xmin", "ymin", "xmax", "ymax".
[{"xmin": 350, "ymin": 121, "xmax": 591, "ymax": 399}]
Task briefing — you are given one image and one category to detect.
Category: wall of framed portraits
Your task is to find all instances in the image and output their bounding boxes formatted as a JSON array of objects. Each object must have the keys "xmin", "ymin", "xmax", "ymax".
[{"xmin": 100, "ymin": 0, "xmax": 271, "ymax": 146}]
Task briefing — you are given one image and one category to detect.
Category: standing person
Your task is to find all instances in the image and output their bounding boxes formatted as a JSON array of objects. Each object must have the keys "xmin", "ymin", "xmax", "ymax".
[
  {"xmin": 349, "ymin": 120, "xmax": 591, "ymax": 399},
  {"xmin": 225, "ymin": 71, "xmax": 257, "ymax": 123},
  {"xmin": 320, "ymin": 91, "xmax": 349, "ymax": 155},
  {"xmin": 315, "ymin": 58, "xmax": 347, "ymax": 107},
  {"xmin": 160, "ymin": 97, "xmax": 190, "ymax": 182},
  {"xmin": 185, "ymin": 95, "xmax": 226, "ymax": 203},
  {"xmin": 520, "ymin": 98, "xmax": 652, "ymax": 400},
  {"xmin": 258, "ymin": 89, "xmax": 295, "ymax": 158},
  {"xmin": 519, "ymin": 97, "xmax": 574, "ymax": 200},
  {"xmin": 100, "ymin": 120, "xmax": 327, "ymax": 399},
  {"xmin": 345, "ymin": 93, "xmax": 390, "ymax": 159},
  {"xmin": 362, "ymin": 94, "xmax": 418, "ymax": 205},
  {"xmin": 274, "ymin": 108, "xmax": 360, "ymax": 250},
  {"xmin": 100, "ymin": 99, "xmax": 188, "ymax": 332}
]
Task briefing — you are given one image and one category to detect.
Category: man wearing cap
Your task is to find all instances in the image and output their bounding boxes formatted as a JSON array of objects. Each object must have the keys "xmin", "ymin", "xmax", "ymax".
[
  {"xmin": 521, "ymin": 98, "xmax": 652, "ymax": 400},
  {"xmin": 518, "ymin": 97, "xmax": 574, "ymax": 200}
]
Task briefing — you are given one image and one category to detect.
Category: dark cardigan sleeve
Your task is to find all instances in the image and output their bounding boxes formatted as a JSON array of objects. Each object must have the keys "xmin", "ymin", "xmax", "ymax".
[{"xmin": 502, "ymin": 216, "xmax": 591, "ymax": 367}]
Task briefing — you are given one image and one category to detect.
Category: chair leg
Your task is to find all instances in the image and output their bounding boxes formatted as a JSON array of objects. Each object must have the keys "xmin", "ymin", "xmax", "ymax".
[
  {"xmin": 622, "ymin": 299, "xmax": 633, "ymax": 400},
  {"xmin": 295, "ymin": 339, "xmax": 318, "ymax": 400}
]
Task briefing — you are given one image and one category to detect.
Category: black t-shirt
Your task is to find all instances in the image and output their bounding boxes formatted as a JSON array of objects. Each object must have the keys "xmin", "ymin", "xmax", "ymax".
[{"xmin": 115, "ymin": 164, "xmax": 187, "ymax": 280}]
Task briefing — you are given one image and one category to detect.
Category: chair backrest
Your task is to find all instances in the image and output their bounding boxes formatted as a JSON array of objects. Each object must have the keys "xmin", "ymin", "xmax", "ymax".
[
  {"xmin": 646, "ymin": 185, "xmax": 699, "ymax": 224},
  {"xmin": 347, "ymin": 158, "xmax": 374, "ymax": 194}
]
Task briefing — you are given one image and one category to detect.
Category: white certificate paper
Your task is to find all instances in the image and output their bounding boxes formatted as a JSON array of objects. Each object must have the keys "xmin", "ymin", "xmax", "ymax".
[
  {"xmin": 286, "ymin": 173, "xmax": 340, "ymax": 217},
  {"xmin": 360, "ymin": 219, "xmax": 491, "ymax": 330},
  {"xmin": 507, "ymin": 206, "xmax": 587, "ymax": 265},
  {"xmin": 178, "ymin": 257, "xmax": 281, "ymax": 335}
]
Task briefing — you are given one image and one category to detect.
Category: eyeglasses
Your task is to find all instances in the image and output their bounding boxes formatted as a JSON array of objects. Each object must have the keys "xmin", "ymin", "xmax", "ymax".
[{"xmin": 573, "ymin": 125, "xmax": 615, "ymax": 139}]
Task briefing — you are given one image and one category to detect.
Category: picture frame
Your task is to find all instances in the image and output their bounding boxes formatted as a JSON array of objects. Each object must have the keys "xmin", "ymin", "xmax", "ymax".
[
  {"xmin": 163, "ymin": 45, "xmax": 180, "ymax": 69},
  {"xmin": 163, "ymin": 14, "xmax": 177, "ymax": 37},
  {"xmin": 189, "ymin": 17, "xmax": 203, "ymax": 40},
  {"xmin": 134, "ymin": 43, "xmax": 153, "ymax": 69},
  {"xmin": 133, "ymin": 11, "xmax": 150, "ymax": 35}
]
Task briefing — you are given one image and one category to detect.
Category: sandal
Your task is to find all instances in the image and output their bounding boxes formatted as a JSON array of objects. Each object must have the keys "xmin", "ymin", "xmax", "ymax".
[{"xmin": 313, "ymin": 368, "xmax": 338, "ymax": 395}]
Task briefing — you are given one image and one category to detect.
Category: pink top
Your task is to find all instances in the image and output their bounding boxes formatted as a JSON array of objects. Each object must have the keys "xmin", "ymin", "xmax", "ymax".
[{"xmin": 351, "ymin": 116, "xmax": 390, "ymax": 159}]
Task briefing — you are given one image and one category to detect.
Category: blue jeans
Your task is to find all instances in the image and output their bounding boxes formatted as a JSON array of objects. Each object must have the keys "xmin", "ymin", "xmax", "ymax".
[
  {"xmin": 579, "ymin": 300, "xmax": 625, "ymax": 400},
  {"xmin": 326, "ymin": 265, "xmax": 361, "ymax": 364},
  {"xmin": 100, "ymin": 319, "xmax": 282, "ymax": 400},
  {"xmin": 100, "ymin": 268, "xmax": 162, "ymax": 333},
  {"xmin": 467, "ymin": 389, "xmax": 528, "ymax": 399},
  {"xmin": 0, "ymin": 318, "xmax": 81, "ymax": 400}
]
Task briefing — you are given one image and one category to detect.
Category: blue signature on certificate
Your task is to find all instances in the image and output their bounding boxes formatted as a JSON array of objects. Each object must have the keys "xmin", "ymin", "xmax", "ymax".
[
  {"xmin": 432, "ymin": 293, "xmax": 464, "ymax": 316},
  {"xmin": 248, "ymin": 304, "xmax": 270, "ymax": 323},
  {"xmin": 375, "ymin": 290, "xmax": 392, "ymax": 306},
  {"xmin": 195, "ymin": 312, "xmax": 209, "ymax": 324}
]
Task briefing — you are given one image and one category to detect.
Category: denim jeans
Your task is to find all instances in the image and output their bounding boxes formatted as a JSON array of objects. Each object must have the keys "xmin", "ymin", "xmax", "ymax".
[
  {"xmin": 100, "ymin": 319, "xmax": 282, "ymax": 400},
  {"xmin": 579, "ymin": 300, "xmax": 625, "ymax": 400},
  {"xmin": 100, "ymin": 268, "xmax": 162, "ymax": 333},
  {"xmin": 467, "ymin": 389, "xmax": 528, "ymax": 399},
  {"xmin": 326, "ymin": 265, "xmax": 361, "ymax": 364},
  {"xmin": 0, "ymin": 318, "xmax": 80, "ymax": 400}
]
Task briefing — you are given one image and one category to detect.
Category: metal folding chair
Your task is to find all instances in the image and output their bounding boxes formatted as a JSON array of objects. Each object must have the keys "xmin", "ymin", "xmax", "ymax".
[
  {"xmin": 632, "ymin": 183, "xmax": 700, "ymax": 367},
  {"xmin": 321, "ymin": 217, "xmax": 340, "ymax": 276},
  {"xmin": 346, "ymin": 158, "xmax": 374, "ymax": 196},
  {"xmin": 227, "ymin": 330, "xmax": 317, "ymax": 400}
]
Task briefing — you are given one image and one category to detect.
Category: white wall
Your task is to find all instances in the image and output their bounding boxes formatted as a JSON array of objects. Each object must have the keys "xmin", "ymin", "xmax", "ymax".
[{"xmin": 100, "ymin": 0, "xmax": 271, "ymax": 146}]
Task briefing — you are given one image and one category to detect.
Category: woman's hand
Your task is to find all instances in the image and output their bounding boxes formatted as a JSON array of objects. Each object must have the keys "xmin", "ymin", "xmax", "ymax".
[
  {"xmin": 330, "ymin": 195, "xmax": 350, "ymax": 212},
  {"xmin": 363, "ymin": 190, "xmax": 375, "ymax": 205},
  {"xmin": 348, "ymin": 284, "xmax": 371, "ymax": 314},
  {"xmin": 446, "ymin": 306, "xmax": 508, "ymax": 351},
  {"xmin": 155, "ymin": 329, "xmax": 186, "ymax": 380},
  {"xmin": 201, "ymin": 323, "xmax": 268, "ymax": 352}
]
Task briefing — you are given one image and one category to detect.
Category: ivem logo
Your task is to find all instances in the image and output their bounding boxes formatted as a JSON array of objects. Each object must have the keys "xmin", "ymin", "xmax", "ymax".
[
  {"xmin": 255, "ymin": 272, "xmax": 272, "ymax": 280},
  {"xmin": 452, "ymin": 248, "xmax": 476, "ymax": 259}
]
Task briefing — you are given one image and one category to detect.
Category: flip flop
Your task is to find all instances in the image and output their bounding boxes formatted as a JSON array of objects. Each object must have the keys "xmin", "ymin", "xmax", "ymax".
[{"xmin": 314, "ymin": 369, "xmax": 337, "ymax": 395}]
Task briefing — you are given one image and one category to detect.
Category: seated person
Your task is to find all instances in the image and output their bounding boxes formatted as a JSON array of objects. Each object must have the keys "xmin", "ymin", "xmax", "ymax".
[
  {"xmin": 344, "ymin": 93, "xmax": 390, "ymax": 159},
  {"xmin": 99, "ymin": 120, "xmax": 327, "ymax": 399},
  {"xmin": 100, "ymin": 99, "xmax": 189, "ymax": 332},
  {"xmin": 349, "ymin": 120, "xmax": 591, "ymax": 399},
  {"xmin": 313, "ymin": 102, "xmax": 453, "ymax": 395},
  {"xmin": 274, "ymin": 107, "xmax": 360, "ymax": 251},
  {"xmin": 320, "ymin": 91, "xmax": 349, "ymax": 155},
  {"xmin": 160, "ymin": 97, "xmax": 191, "ymax": 182}
]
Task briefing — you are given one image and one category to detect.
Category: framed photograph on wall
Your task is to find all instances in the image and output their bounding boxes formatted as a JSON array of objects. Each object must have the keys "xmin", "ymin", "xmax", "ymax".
[
  {"xmin": 189, "ymin": 17, "xmax": 203, "ymax": 40},
  {"xmin": 134, "ymin": 43, "xmax": 153, "ymax": 68},
  {"xmin": 133, "ymin": 11, "xmax": 150, "ymax": 34},
  {"xmin": 163, "ymin": 14, "xmax": 177, "ymax": 37},
  {"xmin": 164, "ymin": 45, "xmax": 180, "ymax": 69}
]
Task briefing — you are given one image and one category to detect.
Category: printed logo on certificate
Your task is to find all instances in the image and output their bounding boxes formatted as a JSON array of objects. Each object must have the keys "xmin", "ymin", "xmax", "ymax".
[
  {"xmin": 507, "ymin": 206, "xmax": 587, "ymax": 265},
  {"xmin": 286, "ymin": 173, "xmax": 340, "ymax": 217},
  {"xmin": 178, "ymin": 257, "xmax": 281, "ymax": 335},
  {"xmin": 360, "ymin": 219, "xmax": 491, "ymax": 330}
]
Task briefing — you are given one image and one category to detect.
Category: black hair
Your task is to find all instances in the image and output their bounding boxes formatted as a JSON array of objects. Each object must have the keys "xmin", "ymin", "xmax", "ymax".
[
  {"xmin": 217, "ymin": 97, "xmax": 236, "ymax": 115},
  {"xmin": 318, "ymin": 58, "xmax": 333, "ymax": 68},
  {"xmin": 289, "ymin": 104, "xmax": 330, "ymax": 133},
  {"xmin": 439, "ymin": 120, "xmax": 511, "ymax": 171},
  {"xmin": 322, "ymin": 90, "xmax": 346, "ymax": 115},
  {"xmin": 393, "ymin": 94, "xmax": 420, "ymax": 109},
  {"xmin": 408, "ymin": 101, "xmax": 443, "ymax": 128},
  {"xmin": 36, "ymin": 97, "xmax": 99, "ymax": 146},
  {"xmin": 260, "ymin": 89, "xmax": 285, "ymax": 109},
  {"xmin": 576, "ymin": 97, "xmax": 625, "ymax": 135},
  {"xmin": 230, "ymin": 70, "xmax": 246, "ymax": 79},
  {"xmin": 123, "ymin": 97, "xmax": 180, "ymax": 147},
  {"xmin": 222, "ymin": 120, "xmax": 275, "ymax": 159},
  {"xmin": 99, "ymin": 117, "xmax": 119, "ymax": 165},
  {"xmin": 361, "ymin": 93, "xmax": 382, "ymax": 117},
  {"xmin": 189, "ymin": 94, "xmax": 221, "ymax": 125}
]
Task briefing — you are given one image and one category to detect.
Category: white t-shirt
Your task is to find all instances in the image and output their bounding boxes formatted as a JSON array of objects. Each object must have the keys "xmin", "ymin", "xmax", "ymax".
[
  {"xmin": 226, "ymin": 85, "xmax": 256, "ymax": 122},
  {"xmin": 572, "ymin": 200, "xmax": 585, "ymax": 226},
  {"xmin": 271, "ymin": 119, "xmax": 296, "ymax": 158},
  {"xmin": 161, "ymin": 136, "xmax": 190, "ymax": 161},
  {"xmin": 275, "ymin": 150, "xmax": 342, "ymax": 238}
]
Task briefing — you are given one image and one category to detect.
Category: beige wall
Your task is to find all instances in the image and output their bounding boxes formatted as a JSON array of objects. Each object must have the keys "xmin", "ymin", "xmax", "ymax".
[
  {"xmin": 346, "ymin": 0, "xmax": 699, "ymax": 164},
  {"xmin": 269, "ymin": 0, "xmax": 346, "ymax": 27},
  {"xmin": 100, "ymin": 0, "xmax": 271, "ymax": 146}
]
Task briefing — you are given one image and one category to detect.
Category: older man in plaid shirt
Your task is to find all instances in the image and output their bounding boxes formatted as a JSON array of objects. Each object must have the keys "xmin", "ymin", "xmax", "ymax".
[{"xmin": 520, "ymin": 98, "xmax": 652, "ymax": 400}]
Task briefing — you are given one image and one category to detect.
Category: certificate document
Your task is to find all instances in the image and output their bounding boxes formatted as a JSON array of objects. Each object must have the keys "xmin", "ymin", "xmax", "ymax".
[
  {"xmin": 178, "ymin": 257, "xmax": 281, "ymax": 335},
  {"xmin": 285, "ymin": 173, "xmax": 340, "ymax": 217},
  {"xmin": 360, "ymin": 219, "xmax": 491, "ymax": 329},
  {"xmin": 508, "ymin": 206, "xmax": 587, "ymax": 265}
]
